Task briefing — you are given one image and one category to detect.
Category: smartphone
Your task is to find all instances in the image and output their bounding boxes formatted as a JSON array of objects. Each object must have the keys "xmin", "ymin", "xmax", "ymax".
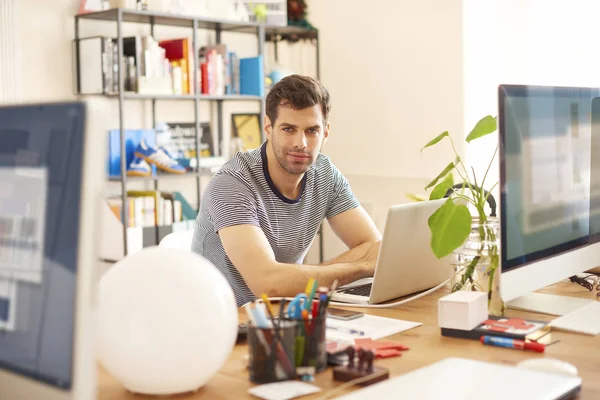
[{"xmin": 327, "ymin": 308, "xmax": 364, "ymax": 321}]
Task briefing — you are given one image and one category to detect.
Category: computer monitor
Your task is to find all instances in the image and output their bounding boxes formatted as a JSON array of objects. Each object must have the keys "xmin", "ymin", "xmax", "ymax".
[
  {"xmin": 499, "ymin": 84, "xmax": 600, "ymax": 313},
  {"xmin": 0, "ymin": 100, "xmax": 106, "ymax": 399}
]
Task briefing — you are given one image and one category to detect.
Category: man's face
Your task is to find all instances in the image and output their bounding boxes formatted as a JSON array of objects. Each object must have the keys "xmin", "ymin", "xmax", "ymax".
[{"xmin": 265, "ymin": 104, "xmax": 329, "ymax": 175}]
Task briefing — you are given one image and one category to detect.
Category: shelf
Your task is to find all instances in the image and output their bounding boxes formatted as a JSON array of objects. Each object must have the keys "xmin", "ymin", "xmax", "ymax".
[
  {"xmin": 265, "ymin": 25, "xmax": 318, "ymax": 41},
  {"xmin": 75, "ymin": 8, "xmax": 277, "ymax": 33},
  {"xmin": 122, "ymin": 93, "xmax": 196, "ymax": 100},
  {"xmin": 199, "ymin": 94, "xmax": 263, "ymax": 101},
  {"xmin": 111, "ymin": 93, "xmax": 262, "ymax": 101},
  {"xmin": 109, "ymin": 172, "xmax": 202, "ymax": 182}
]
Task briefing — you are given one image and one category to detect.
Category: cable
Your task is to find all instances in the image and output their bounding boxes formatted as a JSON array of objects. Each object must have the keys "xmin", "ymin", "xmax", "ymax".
[
  {"xmin": 314, "ymin": 369, "xmax": 389, "ymax": 400},
  {"xmin": 243, "ymin": 279, "xmax": 449, "ymax": 309},
  {"xmin": 327, "ymin": 279, "xmax": 449, "ymax": 309}
]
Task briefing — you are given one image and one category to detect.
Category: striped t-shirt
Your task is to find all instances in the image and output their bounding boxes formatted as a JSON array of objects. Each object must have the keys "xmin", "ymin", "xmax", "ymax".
[{"xmin": 191, "ymin": 142, "xmax": 360, "ymax": 307}]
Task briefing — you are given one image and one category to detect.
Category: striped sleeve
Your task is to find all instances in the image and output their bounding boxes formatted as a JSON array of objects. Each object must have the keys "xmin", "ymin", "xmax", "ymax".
[
  {"xmin": 205, "ymin": 173, "xmax": 260, "ymax": 232},
  {"xmin": 326, "ymin": 163, "xmax": 361, "ymax": 219}
]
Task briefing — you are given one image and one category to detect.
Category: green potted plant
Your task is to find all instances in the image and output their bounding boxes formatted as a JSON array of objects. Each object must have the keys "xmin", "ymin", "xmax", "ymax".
[{"xmin": 418, "ymin": 115, "xmax": 505, "ymax": 316}]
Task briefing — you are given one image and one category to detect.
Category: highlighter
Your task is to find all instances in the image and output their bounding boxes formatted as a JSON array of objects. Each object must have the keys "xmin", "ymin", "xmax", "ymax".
[{"xmin": 480, "ymin": 336, "xmax": 545, "ymax": 353}]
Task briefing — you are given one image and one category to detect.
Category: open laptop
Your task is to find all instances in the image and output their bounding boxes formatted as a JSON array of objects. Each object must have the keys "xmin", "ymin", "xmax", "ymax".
[
  {"xmin": 0, "ymin": 100, "xmax": 107, "ymax": 399},
  {"xmin": 331, "ymin": 199, "xmax": 450, "ymax": 304}
]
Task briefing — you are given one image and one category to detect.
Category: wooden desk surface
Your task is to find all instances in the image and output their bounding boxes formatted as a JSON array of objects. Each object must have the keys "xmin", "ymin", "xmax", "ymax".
[{"xmin": 98, "ymin": 281, "xmax": 600, "ymax": 399}]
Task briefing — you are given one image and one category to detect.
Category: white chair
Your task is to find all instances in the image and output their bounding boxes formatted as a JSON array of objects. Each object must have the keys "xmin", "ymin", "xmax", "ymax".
[{"xmin": 159, "ymin": 230, "xmax": 194, "ymax": 251}]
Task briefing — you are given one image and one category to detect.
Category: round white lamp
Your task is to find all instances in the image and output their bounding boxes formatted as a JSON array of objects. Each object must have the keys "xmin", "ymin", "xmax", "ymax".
[{"xmin": 96, "ymin": 247, "xmax": 238, "ymax": 395}]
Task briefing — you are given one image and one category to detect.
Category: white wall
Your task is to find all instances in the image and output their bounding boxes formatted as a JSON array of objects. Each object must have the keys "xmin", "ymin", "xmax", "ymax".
[
  {"xmin": 309, "ymin": 0, "xmax": 465, "ymax": 181},
  {"xmin": 463, "ymin": 0, "xmax": 600, "ymax": 211},
  {"xmin": 307, "ymin": 0, "xmax": 466, "ymax": 259}
]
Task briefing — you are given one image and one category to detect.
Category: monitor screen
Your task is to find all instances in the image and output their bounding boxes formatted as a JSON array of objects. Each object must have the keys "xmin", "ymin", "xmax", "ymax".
[
  {"xmin": 0, "ymin": 103, "xmax": 86, "ymax": 389},
  {"xmin": 500, "ymin": 85, "xmax": 600, "ymax": 271}
]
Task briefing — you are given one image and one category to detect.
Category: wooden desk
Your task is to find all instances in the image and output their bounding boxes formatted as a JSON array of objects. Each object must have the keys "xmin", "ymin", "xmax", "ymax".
[{"xmin": 98, "ymin": 281, "xmax": 600, "ymax": 399}]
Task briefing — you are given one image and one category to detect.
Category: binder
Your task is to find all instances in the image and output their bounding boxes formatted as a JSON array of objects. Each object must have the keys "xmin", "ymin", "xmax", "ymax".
[
  {"xmin": 76, "ymin": 36, "xmax": 111, "ymax": 94},
  {"xmin": 239, "ymin": 55, "xmax": 264, "ymax": 96}
]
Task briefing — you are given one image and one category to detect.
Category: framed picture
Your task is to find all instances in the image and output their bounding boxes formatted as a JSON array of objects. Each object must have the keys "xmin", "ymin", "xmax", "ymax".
[
  {"xmin": 167, "ymin": 122, "xmax": 214, "ymax": 158},
  {"xmin": 231, "ymin": 113, "xmax": 262, "ymax": 151}
]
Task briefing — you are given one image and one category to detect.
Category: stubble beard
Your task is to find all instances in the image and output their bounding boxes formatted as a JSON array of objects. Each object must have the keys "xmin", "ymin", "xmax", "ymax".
[{"xmin": 272, "ymin": 139, "xmax": 319, "ymax": 175}]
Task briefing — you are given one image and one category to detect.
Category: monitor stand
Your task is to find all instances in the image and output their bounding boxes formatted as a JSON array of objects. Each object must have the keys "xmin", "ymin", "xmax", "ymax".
[{"xmin": 507, "ymin": 293, "xmax": 595, "ymax": 316}]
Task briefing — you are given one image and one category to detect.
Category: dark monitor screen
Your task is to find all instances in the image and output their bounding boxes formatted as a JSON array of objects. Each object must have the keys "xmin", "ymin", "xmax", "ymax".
[
  {"xmin": 0, "ymin": 103, "xmax": 86, "ymax": 389},
  {"xmin": 499, "ymin": 85, "xmax": 600, "ymax": 271}
]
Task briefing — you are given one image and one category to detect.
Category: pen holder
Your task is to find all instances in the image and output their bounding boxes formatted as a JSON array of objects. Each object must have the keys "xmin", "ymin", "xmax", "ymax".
[
  {"xmin": 247, "ymin": 320, "xmax": 297, "ymax": 384},
  {"xmin": 288, "ymin": 315, "xmax": 327, "ymax": 374}
]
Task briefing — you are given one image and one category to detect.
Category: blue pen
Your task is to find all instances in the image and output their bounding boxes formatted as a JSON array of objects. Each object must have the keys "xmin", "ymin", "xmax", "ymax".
[
  {"xmin": 326, "ymin": 326, "xmax": 365, "ymax": 336},
  {"xmin": 318, "ymin": 293, "xmax": 328, "ymax": 317}
]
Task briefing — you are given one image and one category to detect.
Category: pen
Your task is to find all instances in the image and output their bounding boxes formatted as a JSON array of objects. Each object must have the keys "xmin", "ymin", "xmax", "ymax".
[
  {"xmin": 318, "ymin": 293, "xmax": 328, "ymax": 317},
  {"xmin": 311, "ymin": 299, "xmax": 319, "ymax": 319},
  {"xmin": 305, "ymin": 278, "xmax": 315, "ymax": 298},
  {"xmin": 480, "ymin": 336, "xmax": 545, "ymax": 352},
  {"xmin": 326, "ymin": 326, "xmax": 365, "ymax": 336},
  {"xmin": 250, "ymin": 302, "xmax": 295, "ymax": 376},
  {"xmin": 305, "ymin": 279, "xmax": 319, "ymax": 311},
  {"xmin": 244, "ymin": 305, "xmax": 271, "ymax": 352},
  {"xmin": 261, "ymin": 294, "xmax": 276, "ymax": 318},
  {"xmin": 301, "ymin": 309, "xmax": 310, "ymax": 335}
]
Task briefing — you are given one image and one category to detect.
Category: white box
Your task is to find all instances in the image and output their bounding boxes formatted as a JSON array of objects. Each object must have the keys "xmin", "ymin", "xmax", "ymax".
[{"xmin": 438, "ymin": 291, "xmax": 488, "ymax": 331}]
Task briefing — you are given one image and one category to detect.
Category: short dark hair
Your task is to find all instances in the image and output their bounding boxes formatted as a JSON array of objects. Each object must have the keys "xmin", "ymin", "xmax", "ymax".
[{"xmin": 265, "ymin": 74, "xmax": 331, "ymax": 125}]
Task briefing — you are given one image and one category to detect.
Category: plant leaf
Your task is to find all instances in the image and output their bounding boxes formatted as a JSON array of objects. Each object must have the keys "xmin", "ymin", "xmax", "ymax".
[
  {"xmin": 425, "ymin": 161, "xmax": 456, "ymax": 190},
  {"xmin": 406, "ymin": 193, "xmax": 426, "ymax": 202},
  {"xmin": 429, "ymin": 173, "xmax": 454, "ymax": 200},
  {"xmin": 428, "ymin": 198, "xmax": 472, "ymax": 258},
  {"xmin": 466, "ymin": 115, "xmax": 497, "ymax": 143},
  {"xmin": 421, "ymin": 131, "xmax": 449, "ymax": 152}
]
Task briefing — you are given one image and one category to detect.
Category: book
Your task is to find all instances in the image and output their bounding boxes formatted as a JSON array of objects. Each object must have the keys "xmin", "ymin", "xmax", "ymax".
[
  {"xmin": 199, "ymin": 44, "xmax": 229, "ymax": 96},
  {"xmin": 159, "ymin": 38, "xmax": 192, "ymax": 94},
  {"xmin": 441, "ymin": 316, "xmax": 551, "ymax": 342},
  {"xmin": 239, "ymin": 55, "xmax": 264, "ymax": 96}
]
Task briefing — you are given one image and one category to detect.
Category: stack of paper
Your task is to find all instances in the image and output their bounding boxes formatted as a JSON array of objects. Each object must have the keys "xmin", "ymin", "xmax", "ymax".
[{"xmin": 326, "ymin": 314, "xmax": 422, "ymax": 344}]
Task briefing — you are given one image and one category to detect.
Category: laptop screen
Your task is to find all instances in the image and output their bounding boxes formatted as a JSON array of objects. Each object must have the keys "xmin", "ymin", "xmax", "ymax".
[{"xmin": 0, "ymin": 103, "xmax": 86, "ymax": 389}]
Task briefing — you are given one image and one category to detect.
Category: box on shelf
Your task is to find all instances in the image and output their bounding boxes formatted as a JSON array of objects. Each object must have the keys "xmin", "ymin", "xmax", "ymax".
[{"xmin": 242, "ymin": 0, "xmax": 287, "ymax": 26}]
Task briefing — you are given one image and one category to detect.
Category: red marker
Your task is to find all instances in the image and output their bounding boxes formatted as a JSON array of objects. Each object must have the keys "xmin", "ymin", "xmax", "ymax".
[
  {"xmin": 311, "ymin": 299, "xmax": 319, "ymax": 319},
  {"xmin": 481, "ymin": 336, "xmax": 545, "ymax": 352}
]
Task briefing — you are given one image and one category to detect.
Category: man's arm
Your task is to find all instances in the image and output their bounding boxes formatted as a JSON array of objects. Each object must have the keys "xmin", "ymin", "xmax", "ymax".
[
  {"xmin": 320, "ymin": 206, "xmax": 382, "ymax": 265},
  {"xmin": 219, "ymin": 224, "xmax": 375, "ymax": 298}
]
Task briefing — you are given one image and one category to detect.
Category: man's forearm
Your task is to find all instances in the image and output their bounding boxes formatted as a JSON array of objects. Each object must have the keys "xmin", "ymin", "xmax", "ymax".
[
  {"xmin": 259, "ymin": 261, "xmax": 370, "ymax": 298},
  {"xmin": 319, "ymin": 240, "xmax": 374, "ymax": 266}
]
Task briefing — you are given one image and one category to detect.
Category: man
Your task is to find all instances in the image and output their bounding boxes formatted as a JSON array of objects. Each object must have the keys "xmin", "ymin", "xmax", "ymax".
[{"xmin": 192, "ymin": 74, "xmax": 381, "ymax": 307}]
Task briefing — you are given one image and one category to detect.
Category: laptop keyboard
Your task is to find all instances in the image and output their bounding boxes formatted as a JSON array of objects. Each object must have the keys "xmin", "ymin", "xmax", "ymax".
[{"xmin": 339, "ymin": 282, "xmax": 372, "ymax": 297}]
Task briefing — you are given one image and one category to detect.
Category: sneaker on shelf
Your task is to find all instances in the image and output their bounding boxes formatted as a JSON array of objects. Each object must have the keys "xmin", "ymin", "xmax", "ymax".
[
  {"xmin": 134, "ymin": 139, "xmax": 186, "ymax": 175},
  {"xmin": 127, "ymin": 156, "xmax": 152, "ymax": 177}
]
